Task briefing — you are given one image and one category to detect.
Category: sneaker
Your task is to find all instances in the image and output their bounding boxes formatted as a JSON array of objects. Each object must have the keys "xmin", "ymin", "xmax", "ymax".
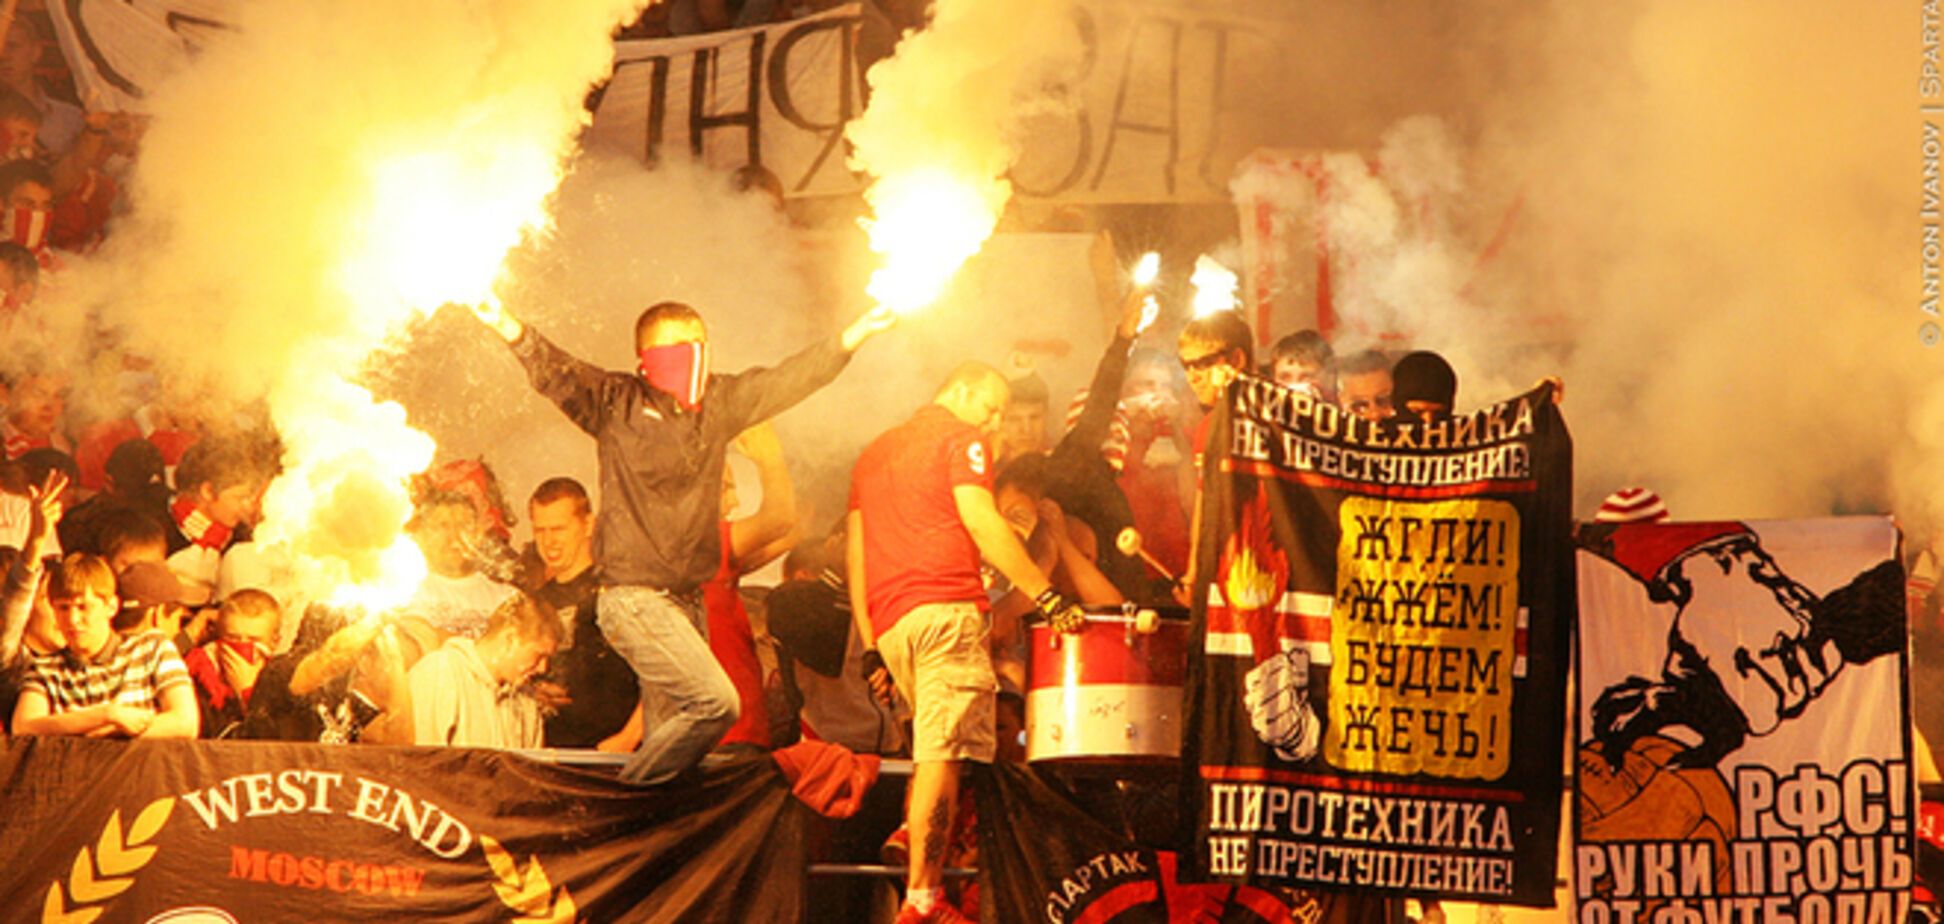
[
  {"xmin": 892, "ymin": 901, "xmax": 972, "ymax": 924},
  {"xmin": 880, "ymin": 824, "xmax": 910, "ymax": 866}
]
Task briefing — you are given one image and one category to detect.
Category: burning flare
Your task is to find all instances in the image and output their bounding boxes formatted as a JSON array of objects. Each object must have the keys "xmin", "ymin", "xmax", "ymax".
[
  {"xmin": 1191, "ymin": 254, "xmax": 1240, "ymax": 318},
  {"xmin": 846, "ymin": 0, "xmax": 1082, "ymax": 316},
  {"xmin": 101, "ymin": 0, "xmax": 647, "ymax": 611}
]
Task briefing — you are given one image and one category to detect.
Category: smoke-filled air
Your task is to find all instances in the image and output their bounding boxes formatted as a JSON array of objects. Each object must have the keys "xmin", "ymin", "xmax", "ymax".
[{"xmin": 48, "ymin": 0, "xmax": 647, "ymax": 608}]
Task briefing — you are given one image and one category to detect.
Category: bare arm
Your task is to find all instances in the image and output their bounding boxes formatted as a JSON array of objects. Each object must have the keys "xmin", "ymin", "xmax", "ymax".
[
  {"xmin": 290, "ymin": 620, "xmax": 381, "ymax": 697},
  {"xmin": 1, "ymin": 471, "xmax": 62, "ymax": 665},
  {"xmin": 728, "ymin": 423, "xmax": 797, "ymax": 572},
  {"xmin": 1048, "ymin": 509, "xmax": 1122, "ymax": 606},
  {"xmin": 353, "ymin": 630, "xmax": 417, "ymax": 745},
  {"xmin": 952, "ymin": 485, "xmax": 1051, "ymax": 600},
  {"xmin": 846, "ymin": 510, "xmax": 873, "ymax": 650},
  {"xmin": 11, "ymin": 690, "xmax": 121, "ymax": 736},
  {"xmin": 141, "ymin": 683, "xmax": 200, "ymax": 739}
]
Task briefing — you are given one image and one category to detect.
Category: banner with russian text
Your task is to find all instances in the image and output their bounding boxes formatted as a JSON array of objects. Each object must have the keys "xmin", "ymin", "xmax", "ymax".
[
  {"xmin": 0, "ymin": 736, "xmax": 811, "ymax": 923},
  {"xmin": 1574, "ymin": 516, "xmax": 1913, "ymax": 921},
  {"xmin": 1182, "ymin": 376, "xmax": 1573, "ymax": 906},
  {"xmin": 975, "ymin": 761, "xmax": 1383, "ymax": 923},
  {"xmin": 584, "ymin": 1, "xmax": 1310, "ymax": 203}
]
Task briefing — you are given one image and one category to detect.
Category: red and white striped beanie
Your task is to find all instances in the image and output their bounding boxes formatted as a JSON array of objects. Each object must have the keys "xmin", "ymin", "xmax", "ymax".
[{"xmin": 1594, "ymin": 487, "xmax": 1669, "ymax": 524}]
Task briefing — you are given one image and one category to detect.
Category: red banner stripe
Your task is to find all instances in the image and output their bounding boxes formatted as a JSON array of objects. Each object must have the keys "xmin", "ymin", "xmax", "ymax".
[
  {"xmin": 1205, "ymin": 607, "xmax": 1530, "ymax": 656},
  {"xmin": 1072, "ymin": 880, "xmax": 1159, "ymax": 924}
]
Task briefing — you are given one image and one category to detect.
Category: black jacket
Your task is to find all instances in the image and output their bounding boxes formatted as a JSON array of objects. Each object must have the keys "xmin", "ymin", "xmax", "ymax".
[{"xmin": 510, "ymin": 326, "xmax": 851, "ymax": 592}]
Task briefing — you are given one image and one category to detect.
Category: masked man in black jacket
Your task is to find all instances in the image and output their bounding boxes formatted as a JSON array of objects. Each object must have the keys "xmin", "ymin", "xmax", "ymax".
[{"xmin": 472, "ymin": 298, "xmax": 894, "ymax": 784}]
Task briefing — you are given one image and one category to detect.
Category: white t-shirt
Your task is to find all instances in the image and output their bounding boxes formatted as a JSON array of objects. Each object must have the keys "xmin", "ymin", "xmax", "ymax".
[
  {"xmin": 407, "ymin": 637, "xmax": 541, "ymax": 749},
  {"xmin": 405, "ymin": 572, "xmax": 514, "ymax": 639}
]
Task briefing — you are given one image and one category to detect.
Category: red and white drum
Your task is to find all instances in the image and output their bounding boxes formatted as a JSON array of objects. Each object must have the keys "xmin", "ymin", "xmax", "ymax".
[{"xmin": 1026, "ymin": 607, "xmax": 1189, "ymax": 762}]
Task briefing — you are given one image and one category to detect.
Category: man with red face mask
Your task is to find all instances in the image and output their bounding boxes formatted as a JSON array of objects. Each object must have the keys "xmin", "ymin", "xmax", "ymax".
[
  {"xmin": 0, "ymin": 158, "xmax": 52, "ymax": 269},
  {"xmin": 471, "ymin": 298, "xmax": 895, "ymax": 785}
]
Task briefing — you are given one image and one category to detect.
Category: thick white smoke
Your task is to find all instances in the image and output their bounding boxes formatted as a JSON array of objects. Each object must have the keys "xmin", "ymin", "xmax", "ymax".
[{"xmin": 46, "ymin": 0, "xmax": 648, "ymax": 606}]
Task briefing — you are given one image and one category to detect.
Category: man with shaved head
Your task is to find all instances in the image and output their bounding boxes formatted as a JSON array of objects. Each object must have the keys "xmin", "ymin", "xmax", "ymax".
[
  {"xmin": 471, "ymin": 297, "xmax": 895, "ymax": 785},
  {"xmin": 849, "ymin": 361, "xmax": 1082, "ymax": 924}
]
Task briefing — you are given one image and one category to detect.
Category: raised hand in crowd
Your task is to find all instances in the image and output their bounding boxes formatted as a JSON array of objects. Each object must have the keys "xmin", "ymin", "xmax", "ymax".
[
  {"xmin": 469, "ymin": 300, "xmax": 524, "ymax": 343},
  {"xmin": 839, "ymin": 304, "xmax": 897, "ymax": 352},
  {"xmin": 23, "ymin": 466, "xmax": 62, "ymax": 558}
]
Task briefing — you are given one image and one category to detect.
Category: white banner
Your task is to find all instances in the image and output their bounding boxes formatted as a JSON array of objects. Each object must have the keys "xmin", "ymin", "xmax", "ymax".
[
  {"xmin": 1573, "ymin": 517, "xmax": 1914, "ymax": 920},
  {"xmin": 585, "ymin": 5, "xmax": 878, "ymax": 197},
  {"xmin": 45, "ymin": 0, "xmax": 236, "ymax": 112},
  {"xmin": 45, "ymin": 1, "xmax": 1302, "ymax": 203},
  {"xmin": 585, "ymin": 1, "xmax": 1304, "ymax": 203}
]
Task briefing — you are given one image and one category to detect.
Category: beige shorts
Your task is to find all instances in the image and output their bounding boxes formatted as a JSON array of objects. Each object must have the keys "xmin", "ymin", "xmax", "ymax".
[{"xmin": 877, "ymin": 601, "xmax": 997, "ymax": 764}]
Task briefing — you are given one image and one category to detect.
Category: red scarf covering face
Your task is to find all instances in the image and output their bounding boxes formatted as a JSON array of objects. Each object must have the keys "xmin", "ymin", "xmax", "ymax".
[
  {"xmin": 0, "ymin": 206, "xmax": 47, "ymax": 251},
  {"xmin": 637, "ymin": 341, "xmax": 708, "ymax": 411},
  {"xmin": 172, "ymin": 495, "xmax": 233, "ymax": 550}
]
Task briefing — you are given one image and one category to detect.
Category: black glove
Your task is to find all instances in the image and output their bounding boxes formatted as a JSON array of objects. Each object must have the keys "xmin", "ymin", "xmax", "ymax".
[{"xmin": 1034, "ymin": 587, "xmax": 1087, "ymax": 634}]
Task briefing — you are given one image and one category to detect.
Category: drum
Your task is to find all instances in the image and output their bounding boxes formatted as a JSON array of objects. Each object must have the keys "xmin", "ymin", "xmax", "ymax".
[{"xmin": 1025, "ymin": 606, "xmax": 1189, "ymax": 762}]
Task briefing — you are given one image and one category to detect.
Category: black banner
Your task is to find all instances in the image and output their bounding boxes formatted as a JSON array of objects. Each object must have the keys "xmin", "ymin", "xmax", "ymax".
[
  {"xmin": 976, "ymin": 762, "xmax": 1380, "ymax": 923},
  {"xmin": 1182, "ymin": 376, "xmax": 1573, "ymax": 905},
  {"xmin": 0, "ymin": 737, "xmax": 811, "ymax": 922}
]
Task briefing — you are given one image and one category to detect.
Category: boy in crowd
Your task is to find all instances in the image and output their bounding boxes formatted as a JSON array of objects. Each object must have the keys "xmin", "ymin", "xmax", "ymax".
[{"xmin": 11, "ymin": 553, "xmax": 199, "ymax": 738}]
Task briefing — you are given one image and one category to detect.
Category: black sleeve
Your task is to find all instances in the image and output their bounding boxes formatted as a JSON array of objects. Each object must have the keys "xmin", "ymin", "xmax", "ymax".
[
  {"xmin": 508, "ymin": 326, "xmax": 627, "ymax": 437},
  {"xmin": 711, "ymin": 335, "xmax": 853, "ymax": 434},
  {"xmin": 1055, "ymin": 333, "xmax": 1134, "ymax": 459}
]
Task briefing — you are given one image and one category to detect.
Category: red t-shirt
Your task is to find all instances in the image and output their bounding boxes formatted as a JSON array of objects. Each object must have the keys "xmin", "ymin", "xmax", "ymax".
[
  {"xmin": 704, "ymin": 522, "xmax": 771, "ymax": 749},
  {"xmin": 850, "ymin": 404, "xmax": 992, "ymax": 637}
]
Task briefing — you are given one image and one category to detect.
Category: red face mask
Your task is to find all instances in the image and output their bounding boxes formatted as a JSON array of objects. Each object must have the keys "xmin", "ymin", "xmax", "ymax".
[
  {"xmin": 637, "ymin": 341, "xmax": 708, "ymax": 411},
  {"xmin": 1, "ymin": 206, "xmax": 45, "ymax": 251},
  {"xmin": 220, "ymin": 638, "xmax": 270, "ymax": 665}
]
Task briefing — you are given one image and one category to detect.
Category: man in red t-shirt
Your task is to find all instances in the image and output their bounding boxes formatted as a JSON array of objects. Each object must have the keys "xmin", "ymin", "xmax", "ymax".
[{"xmin": 848, "ymin": 362, "xmax": 1081, "ymax": 924}]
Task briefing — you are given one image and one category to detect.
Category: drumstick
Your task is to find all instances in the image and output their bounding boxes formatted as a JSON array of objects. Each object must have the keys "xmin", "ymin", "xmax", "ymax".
[{"xmin": 1116, "ymin": 527, "xmax": 1177, "ymax": 582}]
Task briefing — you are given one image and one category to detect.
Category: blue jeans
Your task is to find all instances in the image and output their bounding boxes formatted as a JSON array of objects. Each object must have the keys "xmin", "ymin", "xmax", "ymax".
[{"xmin": 597, "ymin": 585, "xmax": 740, "ymax": 785}]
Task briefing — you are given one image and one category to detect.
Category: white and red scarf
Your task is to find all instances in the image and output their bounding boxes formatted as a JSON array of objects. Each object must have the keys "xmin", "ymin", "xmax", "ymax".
[{"xmin": 172, "ymin": 496, "xmax": 233, "ymax": 550}]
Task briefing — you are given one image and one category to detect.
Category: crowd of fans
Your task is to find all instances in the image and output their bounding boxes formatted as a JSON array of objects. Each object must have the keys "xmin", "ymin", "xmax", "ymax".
[{"xmin": 0, "ymin": 6, "xmax": 1532, "ymax": 922}]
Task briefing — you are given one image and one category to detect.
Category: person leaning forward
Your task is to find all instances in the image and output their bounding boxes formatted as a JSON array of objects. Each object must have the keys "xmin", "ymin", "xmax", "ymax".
[{"xmin": 471, "ymin": 298, "xmax": 894, "ymax": 785}]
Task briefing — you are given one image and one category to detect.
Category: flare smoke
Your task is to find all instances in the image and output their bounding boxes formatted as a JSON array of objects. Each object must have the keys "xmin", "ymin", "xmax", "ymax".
[{"xmin": 61, "ymin": 0, "xmax": 647, "ymax": 606}]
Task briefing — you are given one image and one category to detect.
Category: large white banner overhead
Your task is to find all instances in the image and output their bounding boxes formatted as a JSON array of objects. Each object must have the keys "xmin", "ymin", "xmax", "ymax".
[
  {"xmin": 46, "ymin": 1, "xmax": 1306, "ymax": 203},
  {"xmin": 585, "ymin": 1, "xmax": 1303, "ymax": 202},
  {"xmin": 44, "ymin": 0, "xmax": 236, "ymax": 111}
]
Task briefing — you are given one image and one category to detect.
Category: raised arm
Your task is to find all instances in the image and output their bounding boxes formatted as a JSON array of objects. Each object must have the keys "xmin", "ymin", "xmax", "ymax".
[
  {"xmin": 0, "ymin": 472, "xmax": 56, "ymax": 666},
  {"xmin": 715, "ymin": 306, "xmax": 897, "ymax": 434},
  {"xmin": 727, "ymin": 423, "xmax": 798, "ymax": 573},
  {"xmin": 471, "ymin": 302, "xmax": 619, "ymax": 436},
  {"xmin": 1061, "ymin": 274, "xmax": 1153, "ymax": 459}
]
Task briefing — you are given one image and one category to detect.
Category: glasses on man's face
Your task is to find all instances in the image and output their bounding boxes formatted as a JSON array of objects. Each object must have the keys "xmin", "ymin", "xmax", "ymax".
[{"xmin": 1180, "ymin": 351, "xmax": 1231, "ymax": 374}]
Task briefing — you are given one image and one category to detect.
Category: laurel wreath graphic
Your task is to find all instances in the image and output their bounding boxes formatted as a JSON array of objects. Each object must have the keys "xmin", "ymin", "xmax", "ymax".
[
  {"xmin": 42, "ymin": 796, "xmax": 176, "ymax": 924},
  {"xmin": 480, "ymin": 834, "xmax": 578, "ymax": 924}
]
